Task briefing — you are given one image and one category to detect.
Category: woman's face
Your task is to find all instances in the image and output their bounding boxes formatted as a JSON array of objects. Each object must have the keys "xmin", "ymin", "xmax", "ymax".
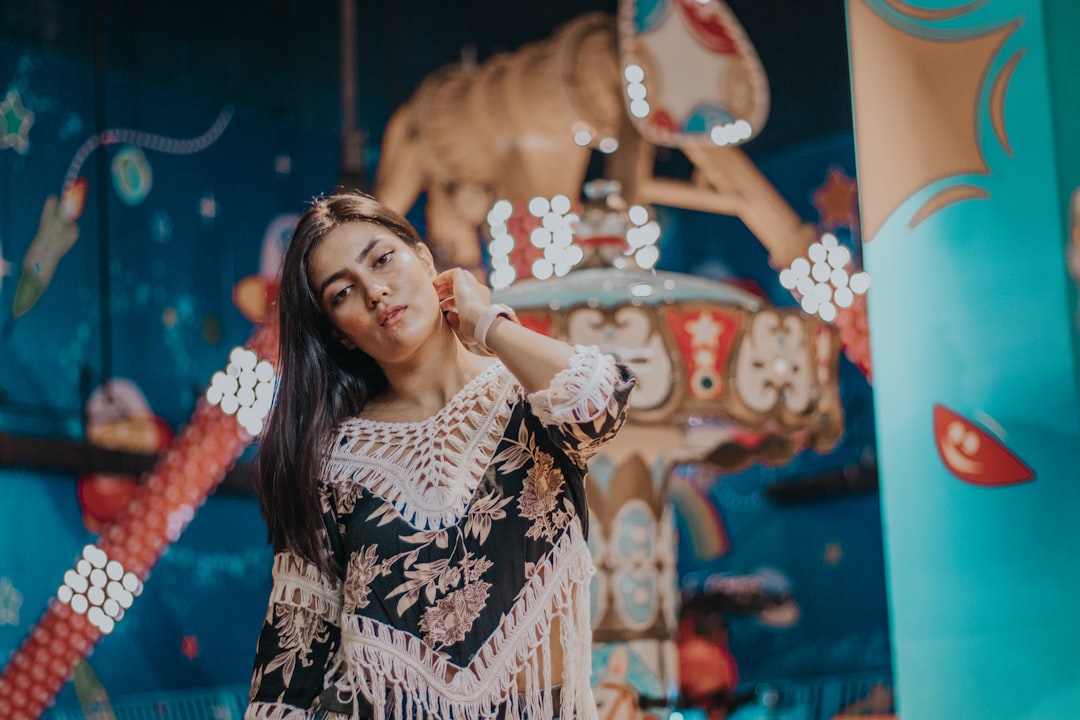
[{"xmin": 307, "ymin": 220, "xmax": 440, "ymax": 365}]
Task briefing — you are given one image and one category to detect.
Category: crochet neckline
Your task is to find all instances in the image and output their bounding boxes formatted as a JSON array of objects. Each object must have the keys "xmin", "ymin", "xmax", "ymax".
[{"xmin": 343, "ymin": 360, "xmax": 502, "ymax": 431}]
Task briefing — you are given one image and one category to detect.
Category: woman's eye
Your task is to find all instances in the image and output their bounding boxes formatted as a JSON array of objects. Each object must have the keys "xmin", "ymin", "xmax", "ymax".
[
  {"xmin": 374, "ymin": 251, "xmax": 392, "ymax": 267},
  {"xmin": 330, "ymin": 286, "xmax": 352, "ymax": 306}
]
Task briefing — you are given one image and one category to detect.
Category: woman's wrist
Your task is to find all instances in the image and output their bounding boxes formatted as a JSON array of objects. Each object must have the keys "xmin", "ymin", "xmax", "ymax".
[{"xmin": 473, "ymin": 303, "xmax": 519, "ymax": 354}]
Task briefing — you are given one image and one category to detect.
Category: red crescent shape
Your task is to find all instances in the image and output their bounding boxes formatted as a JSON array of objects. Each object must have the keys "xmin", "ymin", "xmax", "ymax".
[
  {"xmin": 675, "ymin": 0, "xmax": 739, "ymax": 54},
  {"xmin": 933, "ymin": 404, "xmax": 1034, "ymax": 486}
]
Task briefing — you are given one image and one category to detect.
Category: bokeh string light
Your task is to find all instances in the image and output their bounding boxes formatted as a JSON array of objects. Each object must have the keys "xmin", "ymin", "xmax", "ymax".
[
  {"xmin": 779, "ymin": 232, "xmax": 870, "ymax": 323},
  {"xmin": 56, "ymin": 545, "xmax": 142, "ymax": 636},
  {"xmin": 485, "ymin": 190, "xmax": 663, "ymax": 290}
]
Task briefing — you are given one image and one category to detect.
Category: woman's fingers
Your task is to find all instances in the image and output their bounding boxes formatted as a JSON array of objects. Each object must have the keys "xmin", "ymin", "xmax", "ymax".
[{"xmin": 433, "ymin": 270, "xmax": 457, "ymax": 302}]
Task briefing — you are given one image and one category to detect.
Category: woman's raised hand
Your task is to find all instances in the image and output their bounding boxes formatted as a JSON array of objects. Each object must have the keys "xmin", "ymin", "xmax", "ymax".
[{"xmin": 433, "ymin": 268, "xmax": 492, "ymax": 347}]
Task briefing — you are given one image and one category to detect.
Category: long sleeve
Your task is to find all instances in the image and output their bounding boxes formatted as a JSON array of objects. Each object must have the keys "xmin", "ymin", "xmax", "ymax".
[
  {"xmin": 246, "ymin": 495, "xmax": 345, "ymax": 719},
  {"xmin": 525, "ymin": 345, "xmax": 636, "ymax": 467}
]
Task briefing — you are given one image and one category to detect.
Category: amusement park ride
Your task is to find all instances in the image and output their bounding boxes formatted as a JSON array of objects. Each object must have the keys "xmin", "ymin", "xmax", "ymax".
[{"xmin": 0, "ymin": 1, "xmax": 872, "ymax": 718}]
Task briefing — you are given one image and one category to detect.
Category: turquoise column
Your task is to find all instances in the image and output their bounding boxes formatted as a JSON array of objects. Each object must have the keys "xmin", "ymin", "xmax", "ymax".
[{"xmin": 845, "ymin": 1, "xmax": 1080, "ymax": 718}]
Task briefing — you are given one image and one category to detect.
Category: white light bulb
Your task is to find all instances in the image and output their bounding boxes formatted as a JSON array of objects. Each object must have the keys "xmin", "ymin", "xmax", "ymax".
[
  {"xmin": 635, "ymin": 245, "xmax": 660, "ymax": 269},
  {"xmin": 65, "ymin": 570, "xmax": 88, "ymax": 593},
  {"xmin": 122, "ymin": 573, "xmax": 141, "ymax": 594},
  {"xmin": 220, "ymin": 394, "xmax": 240, "ymax": 416},
  {"xmin": 528, "ymin": 196, "xmax": 550, "ymax": 217},
  {"xmin": 530, "ymin": 228, "xmax": 551, "ymax": 248},
  {"xmin": 532, "ymin": 259, "xmax": 554, "ymax": 280},
  {"xmin": 828, "ymin": 245, "xmax": 851, "ymax": 269},
  {"xmin": 490, "ymin": 266, "xmax": 516, "ymax": 290},
  {"xmin": 255, "ymin": 361, "xmax": 275, "ymax": 383},
  {"xmin": 850, "ymin": 271, "xmax": 872, "ymax": 294},
  {"xmin": 624, "ymin": 65, "xmax": 645, "ymax": 83},
  {"xmin": 598, "ymin": 138, "xmax": 619, "ymax": 154},
  {"xmin": 490, "ymin": 199, "xmax": 513, "ymax": 222},
  {"xmin": 628, "ymin": 205, "xmax": 649, "ymax": 226},
  {"xmin": 489, "ymin": 234, "xmax": 514, "ymax": 255}
]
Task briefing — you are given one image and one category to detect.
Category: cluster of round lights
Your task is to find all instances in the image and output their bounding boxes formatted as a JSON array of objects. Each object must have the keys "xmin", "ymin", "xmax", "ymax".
[
  {"xmin": 56, "ymin": 545, "xmax": 142, "ymax": 635},
  {"xmin": 487, "ymin": 195, "xmax": 583, "ymax": 289},
  {"xmin": 710, "ymin": 120, "xmax": 753, "ymax": 146},
  {"xmin": 624, "ymin": 64, "xmax": 651, "ymax": 120},
  {"xmin": 486, "ymin": 196, "xmax": 665, "ymax": 289},
  {"xmin": 205, "ymin": 346, "xmax": 276, "ymax": 436},
  {"xmin": 779, "ymin": 233, "xmax": 871, "ymax": 322},
  {"xmin": 623, "ymin": 204, "xmax": 662, "ymax": 270}
]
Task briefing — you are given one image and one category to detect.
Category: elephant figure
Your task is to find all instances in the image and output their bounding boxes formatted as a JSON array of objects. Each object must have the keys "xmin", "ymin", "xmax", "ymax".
[{"xmin": 373, "ymin": 8, "xmax": 818, "ymax": 271}]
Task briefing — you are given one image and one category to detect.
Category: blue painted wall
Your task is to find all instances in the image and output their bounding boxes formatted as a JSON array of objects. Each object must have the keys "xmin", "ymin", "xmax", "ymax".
[{"xmin": 0, "ymin": 23, "xmax": 887, "ymax": 718}]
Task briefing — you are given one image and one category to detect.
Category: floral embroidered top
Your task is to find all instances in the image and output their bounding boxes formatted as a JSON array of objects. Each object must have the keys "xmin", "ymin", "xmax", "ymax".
[{"xmin": 246, "ymin": 346, "xmax": 635, "ymax": 720}]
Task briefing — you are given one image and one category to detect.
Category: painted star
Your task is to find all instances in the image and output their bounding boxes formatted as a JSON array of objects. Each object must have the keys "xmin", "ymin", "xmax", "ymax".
[
  {"xmin": 686, "ymin": 312, "xmax": 722, "ymax": 348},
  {"xmin": 812, "ymin": 167, "xmax": 860, "ymax": 232},
  {"xmin": 0, "ymin": 89, "xmax": 34, "ymax": 155},
  {"xmin": 0, "ymin": 576, "xmax": 23, "ymax": 626}
]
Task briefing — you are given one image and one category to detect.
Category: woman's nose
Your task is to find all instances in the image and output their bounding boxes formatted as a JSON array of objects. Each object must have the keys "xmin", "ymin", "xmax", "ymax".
[{"xmin": 364, "ymin": 280, "xmax": 389, "ymax": 307}]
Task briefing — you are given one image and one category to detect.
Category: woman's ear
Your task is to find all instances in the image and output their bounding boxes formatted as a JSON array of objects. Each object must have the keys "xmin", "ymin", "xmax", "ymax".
[{"xmin": 418, "ymin": 242, "xmax": 436, "ymax": 276}]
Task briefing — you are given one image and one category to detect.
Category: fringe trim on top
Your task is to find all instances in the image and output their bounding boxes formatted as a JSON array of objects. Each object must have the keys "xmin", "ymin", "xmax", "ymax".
[
  {"xmin": 271, "ymin": 551, "xmax": 342, "ymax": 620},
  {"xmin": 527, "ymin": 347, "xmax": 617, "ymax": 428},
  {"xmin": 325, "ymin": 523, "xmax": 598, "ymax": 720},
  {"xmin": 325, "ymin": 363, "xmax": 518, "ymax": 531}
]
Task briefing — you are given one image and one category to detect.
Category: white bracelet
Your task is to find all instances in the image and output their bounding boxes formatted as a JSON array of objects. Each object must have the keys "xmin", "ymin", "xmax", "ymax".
[{"xmin": 473, "ymin": 303, "xmax": 519, "ymax": 354}]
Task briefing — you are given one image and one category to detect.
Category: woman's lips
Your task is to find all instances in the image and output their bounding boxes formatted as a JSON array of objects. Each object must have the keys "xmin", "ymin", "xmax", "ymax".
[{"xmin": 380, "ymin": 305, "xmax": 406, "ymax": 327}]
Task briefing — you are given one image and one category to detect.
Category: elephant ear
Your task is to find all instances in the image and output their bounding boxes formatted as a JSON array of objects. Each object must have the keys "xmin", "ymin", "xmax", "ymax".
[{"xmin": 617, "ymin": 0, "xmax": 770, "ymax": 148}]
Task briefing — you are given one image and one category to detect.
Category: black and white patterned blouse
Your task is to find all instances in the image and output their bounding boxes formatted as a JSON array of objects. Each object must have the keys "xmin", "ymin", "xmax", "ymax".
[{"xmin": 246, "ymin": 346, "xmax": 635, "ymax": 720}]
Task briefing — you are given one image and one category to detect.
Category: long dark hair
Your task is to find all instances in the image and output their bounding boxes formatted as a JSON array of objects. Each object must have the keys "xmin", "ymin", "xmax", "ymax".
[{"xmin": 257, "ymin": 190, "xmax": 424, "ymax": 574}]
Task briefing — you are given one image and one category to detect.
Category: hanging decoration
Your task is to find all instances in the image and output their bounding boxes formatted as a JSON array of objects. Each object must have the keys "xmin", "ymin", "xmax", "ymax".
[
  {"xmin": 10, "ymin": 106, "xmax": 233, "ymax": 319},
  {"xmin": 618, "ymin": 0, "xmax": 770, "ymax": 147}
]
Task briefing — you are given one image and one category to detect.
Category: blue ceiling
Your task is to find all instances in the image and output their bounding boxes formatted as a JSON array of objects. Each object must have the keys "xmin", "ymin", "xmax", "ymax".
[{"xmin": 3, "ymin": 0, "xmax": 854, "ymax": 160}]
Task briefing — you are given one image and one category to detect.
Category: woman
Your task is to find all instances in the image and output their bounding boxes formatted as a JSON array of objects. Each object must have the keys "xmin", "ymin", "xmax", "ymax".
[{"xmin": 245, "ymin": 191, "xmax": 635, "ymax": 720}]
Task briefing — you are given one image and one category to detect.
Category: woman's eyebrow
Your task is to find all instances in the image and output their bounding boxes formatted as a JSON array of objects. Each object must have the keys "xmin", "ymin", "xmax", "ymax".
[{"xmin": 317, "ymin": 238, "xmax": 380, "ymax": 297}]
